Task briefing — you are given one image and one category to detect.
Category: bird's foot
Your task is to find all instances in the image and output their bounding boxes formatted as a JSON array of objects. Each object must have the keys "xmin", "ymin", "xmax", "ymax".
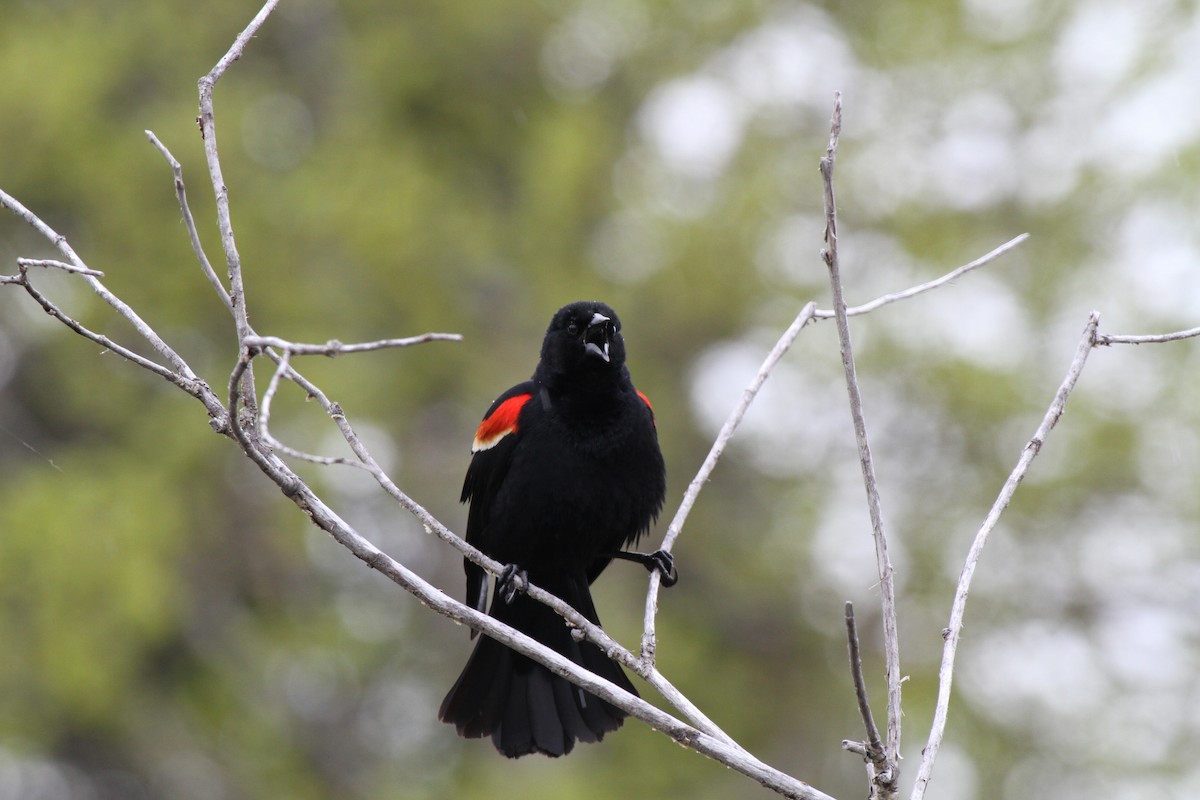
[
  {"xmin": 612, "ymin": 548, "xmax": 678, "ymax": 587},
  {"xmin": 646, "ymin": 549, "xmax": 678, "ymax": 587},
  {"xmin": 498, "ymin": 563, "xmax": 529, "ymax": 604}
]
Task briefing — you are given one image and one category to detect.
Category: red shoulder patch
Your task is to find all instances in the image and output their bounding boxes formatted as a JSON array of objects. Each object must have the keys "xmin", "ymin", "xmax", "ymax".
[
  {"xmin": 472, "ymin": 393, "xmax": 531, "ymax": 452},
  {"xmin": 637, "ymin": 390, "xmax": 655, "ymax": 427}
]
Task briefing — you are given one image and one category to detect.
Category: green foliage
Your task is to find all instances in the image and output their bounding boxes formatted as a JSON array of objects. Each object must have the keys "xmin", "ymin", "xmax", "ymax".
[{"xmin": 0, "ymin": 446, "xmax": 182, "ymax": 736}]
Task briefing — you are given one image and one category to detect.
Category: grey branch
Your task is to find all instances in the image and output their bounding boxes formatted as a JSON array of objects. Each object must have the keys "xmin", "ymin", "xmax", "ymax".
[
  {"xmin": 1095, "ymin": 325, "xmax": 1200, "ymax": 345},
  {"xmin": 814, "ymin": 233, "xmax": 1029, "ymax": 319},
  {"xmin": 843, "ymin": 602, "xmax": 887, "ymax": 784},
  {"xmin": 0, "ymin": 188, "xmax": 226, "ymax": 424},
  {"xmin": 640, "ymin": 301, "xmax": 817, "ymax": 664},
  {"xmin": 196, "ymin": 0, "xmax": 281, "ymax": 414},
  {"xmin": 145, "ymin": 130, "xmax": 234, "ymax": 312},
  {"xmin": 908, "ymin": 312, "xmax": 1102, "ymax": 800},
  {"xmin": 820, "ymin": 92, "xmax": 902, "ymax": 798},
  {"xmin": 244, "ymin": 333, "xmax": 463, "ymax": 355},
  {"xmin": 16, "ymin": 258, "xmax": 105, "ymax": 277},
  {"xmin": 258, "ymin": 352, "xmax": 369, "ymax": 469}
]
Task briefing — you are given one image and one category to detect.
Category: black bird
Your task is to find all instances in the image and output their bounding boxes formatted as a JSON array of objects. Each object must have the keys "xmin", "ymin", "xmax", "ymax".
[{"xmin": 439, "ymin": 301, "xmax": 669, "ymax": 757}]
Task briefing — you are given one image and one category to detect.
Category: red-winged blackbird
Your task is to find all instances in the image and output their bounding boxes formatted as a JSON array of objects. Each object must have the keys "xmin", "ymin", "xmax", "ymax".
[{"xmin": 439, "ymin": 301, "xmax": 669, "ymax": 758}]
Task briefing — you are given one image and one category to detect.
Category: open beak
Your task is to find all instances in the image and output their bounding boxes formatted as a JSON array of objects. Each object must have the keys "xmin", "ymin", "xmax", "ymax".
[{"xmin": 583, "ymin": 312, "xmax": 611, "ymax": 363}]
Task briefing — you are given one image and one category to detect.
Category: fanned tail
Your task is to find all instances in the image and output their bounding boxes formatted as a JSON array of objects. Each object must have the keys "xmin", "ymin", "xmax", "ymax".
[{"xmin": 438, "ymin": 574, "xmax": 637, "ymax": 757}]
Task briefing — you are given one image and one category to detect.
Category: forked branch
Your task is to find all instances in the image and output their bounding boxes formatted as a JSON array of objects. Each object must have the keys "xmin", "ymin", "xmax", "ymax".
[{"xmin": 820, "ymin": 93, "xmax": 901, "ymax": 798}]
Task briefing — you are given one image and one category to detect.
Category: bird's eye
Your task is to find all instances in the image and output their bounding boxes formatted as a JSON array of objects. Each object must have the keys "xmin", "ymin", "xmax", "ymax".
[{"xmin": 567, "ymin": 322, "xmax": 579, "ymax": 335}]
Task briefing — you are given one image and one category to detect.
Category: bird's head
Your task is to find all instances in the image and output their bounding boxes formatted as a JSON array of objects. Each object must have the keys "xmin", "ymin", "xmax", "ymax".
[{"xmin": 539, "ymin": 300, "xmax": 627, "ymax": 377}]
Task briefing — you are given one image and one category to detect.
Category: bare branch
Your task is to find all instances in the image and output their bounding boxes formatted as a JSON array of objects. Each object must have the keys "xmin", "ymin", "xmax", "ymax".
[
  {"xmin": 257, "ymin": 351, "xmax": 369, "ymax": 468},
  {"xmin": 842, "ymin": 740, "xmax": 871, "ymax": 758},
  {"xmin": 197, "ymin": 1, "xmax": 281, "ymax": 418},
  {"xmin": 13, "ymin": 269, "xmax": 184, "ymax": 385},
  {"xmin": 909, "ymin": 311, "xmax": 1102, "ymax": 800},
  {"xmin": 244, "ymin": 333, "xmax": 463, "ymax": 355},
  {"xmin": 197, "ymin": 0, "xmax": 281, "ymax": 340},
  {"xmin": 16, "ymin": 258, "xmax": 105, "ymax": 277},
  {"xmin": 844, "ymin": 602, "xmax": 887, "ymax": 779},
  {"xmin": 1095, "ymin": 326, "xmax": 1200, "ymax": 345},
  {"xmin": 814, "ymin": 233, "xmax": 1030, "ymax": 319},
  {"xmin": 145, "ymin": 130, "xmax": 234, "ymax": 312},
  {"xmin": 640, "ymin": 301, "xmax": 817, "ymax": 662},
  {"xmin": 0, "ymin": 189, "xmax": 227, "ymax": 426},
  {"xmin": 0, "ymin": 188, "xmax": 202, "ymax": 385},
  {"xmin": 820, "ymin": 92, "xmax": 901, "ymax": 795}
]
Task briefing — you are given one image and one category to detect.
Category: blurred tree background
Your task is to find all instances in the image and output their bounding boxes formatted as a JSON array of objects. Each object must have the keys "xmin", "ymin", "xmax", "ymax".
[{"xmin": 2, "ymin": 0, "xmax": 1199, "ymax": 798}]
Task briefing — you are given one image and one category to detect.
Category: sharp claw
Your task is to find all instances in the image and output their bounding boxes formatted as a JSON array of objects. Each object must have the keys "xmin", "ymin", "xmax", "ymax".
[{"xmin": 498, "ymin": 564, "xmax": 528, "ymax": 604}]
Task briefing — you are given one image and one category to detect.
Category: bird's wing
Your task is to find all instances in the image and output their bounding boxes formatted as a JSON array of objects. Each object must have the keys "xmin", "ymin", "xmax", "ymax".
[{"xmin": 460, "ymin": 381, "xmax": 535, "ymax": 613}]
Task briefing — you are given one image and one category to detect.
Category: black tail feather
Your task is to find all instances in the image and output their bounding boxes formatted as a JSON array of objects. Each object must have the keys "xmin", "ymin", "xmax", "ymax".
[{"xmin": 439, "ymin": 574, "xmax": 637, "ymax": 758}]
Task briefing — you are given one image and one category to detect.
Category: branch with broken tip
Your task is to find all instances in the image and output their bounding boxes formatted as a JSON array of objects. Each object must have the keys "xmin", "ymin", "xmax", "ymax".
[{"xmin": 5, "ymin": 2, "xmax": 770, "ymax": 786}]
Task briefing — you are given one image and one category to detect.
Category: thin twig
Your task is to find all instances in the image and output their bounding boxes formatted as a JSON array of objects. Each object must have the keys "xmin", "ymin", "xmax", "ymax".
[
  {"xmin": 0, "ymin": 189, "xmax": 226, "ymax": 424},
  {"xmin": 16, "ymin": 258, "xmax": 105, "ymax": 277},
  {"xmin": 640, "ymin": 301, "xmax": 817, "ymax": 662},
  {"xmin": 843, "ymin": 602, "xmax": 886, "ymax": 777},
  {"xmin": 198, "ymin": 1, "xmax": 280, "ymax": 409},
  {"xmin": 909, "ymin": 311, "xmax": 1101, "ymax": 800},
  {"xmin": 1095, "ymin": 326, "xmax": 1200, "ymax": 345},
  {"xmin": 814, "ymin": 233, "xmax": 1029, "ymax": 319},
  {"xmin": 0, "ymin": 188, "xmax": 203, "ymax": 386},
  {"xmin": 145, "ymin": 130, "xmax": 233, "ymax": 312},
  {"xmin": 245, "ymin": 333, "xmax": 462, "ymax": 355},
  {"xmin": 15, "ymin": 268, "xmax": 185, "ymax": 386},
  {"xmin": 820, "ymin": 92, "xmax": 901, "ymax": 797},
  {"xmin": 258, "ymin": 351, "xmax": 369, "ymax": 468}
]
